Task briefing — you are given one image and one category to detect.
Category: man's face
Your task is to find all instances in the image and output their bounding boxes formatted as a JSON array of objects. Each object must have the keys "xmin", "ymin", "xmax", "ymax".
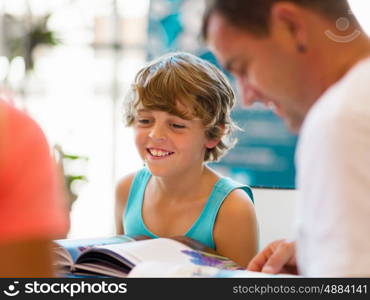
[{"xmin": 207, "ymin": 13, "xmax": 312, "ymax": 132}]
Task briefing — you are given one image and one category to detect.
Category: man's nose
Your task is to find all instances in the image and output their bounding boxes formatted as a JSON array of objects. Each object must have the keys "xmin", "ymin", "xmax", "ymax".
[{"xmin": 237, "ymin": 79, "xmax": 265, "ymax": 107}]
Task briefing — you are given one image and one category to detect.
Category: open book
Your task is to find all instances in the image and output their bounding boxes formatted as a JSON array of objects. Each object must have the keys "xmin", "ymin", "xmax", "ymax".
[
  {"xmin": 128, "ymin": 262, "xmax": 297, "ymax": 278},
  {"xmin": 53, "ymin": 235, "xmax": 243, "ymax": 278}
]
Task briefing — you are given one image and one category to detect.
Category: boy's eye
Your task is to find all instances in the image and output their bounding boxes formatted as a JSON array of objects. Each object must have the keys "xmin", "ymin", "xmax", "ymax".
[
  {"xmin": 136, "ymin": 118, "xmax": 152, "ymax": 125},
  {"xmin": 171, "ymin": 123, "xmax": 186, "ymax": 129}
]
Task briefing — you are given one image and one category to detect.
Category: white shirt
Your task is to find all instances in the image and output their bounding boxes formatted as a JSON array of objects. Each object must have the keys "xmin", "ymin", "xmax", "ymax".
[{"xmin": 295, "ymin": 57, "xmax": 370, "ymax": 277}]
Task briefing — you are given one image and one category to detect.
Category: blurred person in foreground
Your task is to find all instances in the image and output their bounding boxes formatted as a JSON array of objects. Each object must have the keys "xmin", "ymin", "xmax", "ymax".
[
  {"xmin": 202, "ymin": 0, "xmax": 370, "ymax": 276},
  {"xmin": 0, "ymin": 99, "xmax": 68, "ymax": 277}
]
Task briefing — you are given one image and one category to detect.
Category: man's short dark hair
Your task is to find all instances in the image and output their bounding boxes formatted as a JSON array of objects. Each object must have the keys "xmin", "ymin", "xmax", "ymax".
[{"xmin": 202, "ymin": 0, "xmax": 352, "ymax": 38}]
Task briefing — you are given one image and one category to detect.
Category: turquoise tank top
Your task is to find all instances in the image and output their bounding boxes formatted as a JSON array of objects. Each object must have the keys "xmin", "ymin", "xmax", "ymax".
[{"xmin": 123, "ymin": 168, "xmax": 253, "ymax": 250}]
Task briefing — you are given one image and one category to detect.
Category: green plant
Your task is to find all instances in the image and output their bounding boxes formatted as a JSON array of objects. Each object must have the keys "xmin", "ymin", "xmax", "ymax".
[
  {"xmin": 5, "ymin": 13, "xmax": 61, "ymax": 72},
  {"xmin": 54, "ymin": 145, "xmax": 89, "ymax": 210}
]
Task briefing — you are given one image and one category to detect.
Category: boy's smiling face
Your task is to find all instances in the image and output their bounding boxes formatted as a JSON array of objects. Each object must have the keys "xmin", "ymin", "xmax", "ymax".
[{"xmin": 133, "ymin": 102, "xmax": 218, "ymax": 177}]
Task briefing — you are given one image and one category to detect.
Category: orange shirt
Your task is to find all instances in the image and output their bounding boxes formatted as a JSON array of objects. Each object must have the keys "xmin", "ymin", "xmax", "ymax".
[{"xmin": 0, "ymin": 100, "xmax": 69, "ymax": 244}]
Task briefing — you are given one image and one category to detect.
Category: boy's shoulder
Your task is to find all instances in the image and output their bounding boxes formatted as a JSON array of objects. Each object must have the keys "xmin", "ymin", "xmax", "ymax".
[
  {"xmin": 223, "ymin": 188, "xmax": 254, "ymax": 211},
  {"xmin": 214, "ymin": 183, "xmax": 255, "ymax": 224},
  {"xmin": 116, "ymin": 172, "xmax": 137, "ymax": 199},
  {"xmin": 210, "ymin": 168, "xmax": 253, "ymax": 203}
]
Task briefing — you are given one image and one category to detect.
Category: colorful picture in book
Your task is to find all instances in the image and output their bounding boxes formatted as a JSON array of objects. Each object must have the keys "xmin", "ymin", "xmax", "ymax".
[{"xmin": 181, "ymin": 250, "xmax": 242, "ymax": 270}]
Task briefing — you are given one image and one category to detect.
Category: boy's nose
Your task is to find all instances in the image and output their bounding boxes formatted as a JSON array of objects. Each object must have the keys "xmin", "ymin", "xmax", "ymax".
[{"xmin": 148, "ymin": 124, "xmax": 167, "ymax": 141}]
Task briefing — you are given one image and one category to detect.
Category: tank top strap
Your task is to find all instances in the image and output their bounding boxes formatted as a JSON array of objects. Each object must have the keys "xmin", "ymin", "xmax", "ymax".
[
  {"xmin": 185, "ymin": 177, "xmax": 253, "ymax": 249},
  {"xmin": 124, "ymin": 168, "xmax": 157, "ymax": 238}
]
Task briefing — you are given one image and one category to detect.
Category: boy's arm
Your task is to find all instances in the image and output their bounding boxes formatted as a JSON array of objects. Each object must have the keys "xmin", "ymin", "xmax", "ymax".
[
  {"xmin": 115, "ymin": 173, "xmax": 135, "ymax": 235},
  {"xmin": 213, "ymin": 189, "xmax": 258, "ymax": 268}
]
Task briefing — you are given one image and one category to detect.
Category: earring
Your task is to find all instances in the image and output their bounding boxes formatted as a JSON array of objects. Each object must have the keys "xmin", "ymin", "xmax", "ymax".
[{"xmin": 297, "ymin": 44, "xmax": 306, "ymax": 53}]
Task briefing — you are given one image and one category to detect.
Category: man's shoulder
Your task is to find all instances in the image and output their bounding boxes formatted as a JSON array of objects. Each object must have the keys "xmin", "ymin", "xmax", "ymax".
[
  {"xmin": 340, "ymin": 56, "xmax": 370, "ymax": 96},
  {"xmin": 303, "ymin": 58, "xmax": 370, "ymax": 134}
]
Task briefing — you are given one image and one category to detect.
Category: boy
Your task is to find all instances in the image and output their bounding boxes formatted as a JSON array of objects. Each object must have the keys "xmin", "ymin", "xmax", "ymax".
[{"xmin": 115, "ymin": 52, "xmax": 257, "ymax": 267}]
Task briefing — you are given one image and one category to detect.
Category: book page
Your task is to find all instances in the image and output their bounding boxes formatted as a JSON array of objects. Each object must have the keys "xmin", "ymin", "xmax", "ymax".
[
  {"xmin": 90, "ymin": 238, "xmax": 195, "ymax": 266},
  {"xmin": 213, "ymin": 269, "xmax": 300, "ymax": 278},
  {"xmin": 54, "ymin": 235, "xmax": 134, "ymax": 266},
  {"xmin": 53, "ymin": 243, "xmax": 74, "ymax": 269},
  {"xmin": 128, "ymin": 261, "xmax": 221, "ymax": 277},
  {"xmin": 89, "ymin": 237, "xmax": 241, "ymax": 270},
  {"xmin": 128, "ymin": 262, "xmax": 300, "ymax": 278}
]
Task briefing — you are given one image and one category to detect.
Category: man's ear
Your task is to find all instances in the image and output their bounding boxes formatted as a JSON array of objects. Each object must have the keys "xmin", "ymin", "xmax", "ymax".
[{"xmin": 270, "ymin": 2, "xmax": 309, "ymax": 53}]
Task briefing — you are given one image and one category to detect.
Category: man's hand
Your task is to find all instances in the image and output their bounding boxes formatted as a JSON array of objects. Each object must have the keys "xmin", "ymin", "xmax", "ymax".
[{"xmin": 247, "ymin": 239, "xmax": 298, "ymax": 275}]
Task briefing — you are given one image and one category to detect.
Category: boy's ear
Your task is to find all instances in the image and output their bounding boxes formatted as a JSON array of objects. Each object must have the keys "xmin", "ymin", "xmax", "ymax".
[
  {"xmin": 205, "ymin": 138, "xmax": 220, "ymax": 149},
  {"xmin": 205, "ymin": 124, "xmax": 225, "ymax": 149}
]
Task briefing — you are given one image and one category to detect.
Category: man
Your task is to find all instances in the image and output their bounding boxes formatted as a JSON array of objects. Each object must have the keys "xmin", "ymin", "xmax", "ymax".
[
  {"xmin": 0, "ymin": 100, "xmax": 68, "ymax": 276},
  {"xmin": 202, "ymin": 0, "xmax": 370, "ymax": 276}
]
